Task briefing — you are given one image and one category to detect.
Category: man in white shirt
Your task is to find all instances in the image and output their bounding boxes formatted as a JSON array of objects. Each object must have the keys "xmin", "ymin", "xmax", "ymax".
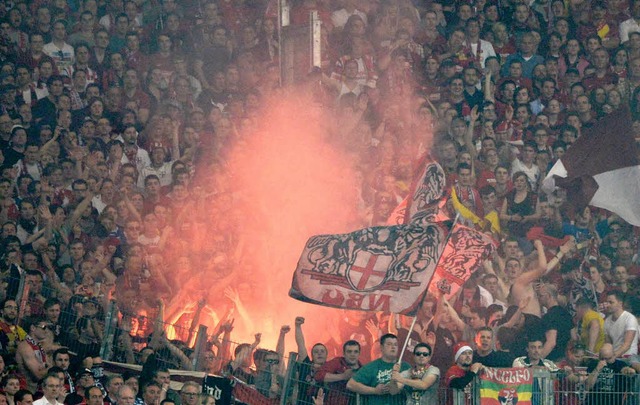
[
  {"xmin": 33, "ymin": 375, "xmax": 63, "ymax": 405},
  {"xmin": 464, "ymin": 18, "xmax": 496, "ymax": 68},
  {"xmin": 511, "ymin": 140, "xmax": 540, "ymax": 191},
  {"xmin": 620, "ymin": 0, "xmax": 640, "ymax": 43},
  {"xmin": 42, "ymin": 20, "xmax": 74, "ymax": 73},
  {"xmin": 604, "ymin": 289, "xmax": 639, "ymax": 358},
  {"xmin": 137, "ymin": 146, "xmax": 176, "ymax": 189}
]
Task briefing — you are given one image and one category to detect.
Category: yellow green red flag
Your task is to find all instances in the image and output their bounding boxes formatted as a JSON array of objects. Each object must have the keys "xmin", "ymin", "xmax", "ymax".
[{"xmin": 479, "ymin": 367, "xmax": 534, "ymax": 405}]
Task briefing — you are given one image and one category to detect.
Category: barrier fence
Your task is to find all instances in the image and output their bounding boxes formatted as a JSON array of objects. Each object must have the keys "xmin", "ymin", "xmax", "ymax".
[
  {"xmin": 186, "ymin": 365, "xmax": 640, "ymax": 405},
  {"xmin": 5, "ymin": 274, "xmax": 640, "ymax": 404},
  {"xmin": 230, "ymin": 367, "xmax": 640, "ymax": 405}
]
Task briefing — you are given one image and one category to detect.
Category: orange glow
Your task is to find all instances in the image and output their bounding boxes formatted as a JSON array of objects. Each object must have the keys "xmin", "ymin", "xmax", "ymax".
[{"xmin": 164, "ymin": 89, "xmax": 363, "ymax": 353}]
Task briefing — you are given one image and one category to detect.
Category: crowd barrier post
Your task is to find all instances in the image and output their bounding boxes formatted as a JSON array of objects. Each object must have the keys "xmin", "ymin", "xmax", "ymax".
[
  {"xmin": 539, "ymin": 369, "xmax": 554, "ymax": 405},
  {"xmin": 100, "ymin": 300, "xmax": 119, "ymax": 360},
  {"xmin": 191, "ymin": 324, "xmax": 208, "ymax": 370},
  {"xmin": 310, "ymin": 11, "xmax": 321, "ymax": 69},
  {"xmin": 281, "ymin": 351, "xmax": 298, "ymax": 405},
  {"xmin": 277, "ymin": 0, "xmax": 288, "ymax": 87}
]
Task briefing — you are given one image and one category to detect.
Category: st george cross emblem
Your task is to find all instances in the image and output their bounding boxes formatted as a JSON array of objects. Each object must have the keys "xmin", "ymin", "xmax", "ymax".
[{"xmin": 347, "ymin": 251, "xmax": 393, "ymax": 292}]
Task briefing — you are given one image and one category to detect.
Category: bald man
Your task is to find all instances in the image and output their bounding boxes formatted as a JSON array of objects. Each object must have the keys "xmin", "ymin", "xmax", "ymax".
[{"xmin": 586, "ymin": 343, "xmax": 635, "ymax": 404}]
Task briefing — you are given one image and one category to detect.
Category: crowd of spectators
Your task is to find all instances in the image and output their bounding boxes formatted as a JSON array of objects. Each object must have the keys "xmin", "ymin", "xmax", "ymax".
[{"xmin": 0, "ymin": 0, "xmax": 640, "ymax": 403}]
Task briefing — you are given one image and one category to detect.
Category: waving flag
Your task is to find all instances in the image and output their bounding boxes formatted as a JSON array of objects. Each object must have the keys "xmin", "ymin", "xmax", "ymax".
[
  {"xmin": 428, "ymin": 223, "xmax": 496, "ymax": 299},
  {"xmin": 543, "ymin": 107, "xmax": 640, "ymax": 225},
  {"xmin": 403, "ymin": 154, "xmax": 450, "ymax": 224},
  {"xmin": 291, "ymin": 154, "xmax": 450, "ymax": 315},
  {"xmin": 290, "ymin": 220, "xmax": 449, "ymax": 315},
  {"xmin": 290, "ymin": 152, "xmax": 497, "ymax": 313}
]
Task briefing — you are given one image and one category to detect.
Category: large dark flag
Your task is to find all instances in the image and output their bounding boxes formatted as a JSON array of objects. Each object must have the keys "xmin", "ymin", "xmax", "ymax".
[{"xmin": 543, "ymin": 107, "xmax": 640, "ymax": 226}]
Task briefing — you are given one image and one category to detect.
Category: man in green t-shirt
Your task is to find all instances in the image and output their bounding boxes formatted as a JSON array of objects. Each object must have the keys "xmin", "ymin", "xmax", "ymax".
[{"xmin": 346, "ymin": 333, "xmax": 410, "ymax": 405}]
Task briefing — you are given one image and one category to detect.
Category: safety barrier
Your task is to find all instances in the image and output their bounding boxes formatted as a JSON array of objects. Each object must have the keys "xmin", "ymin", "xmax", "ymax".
[{"xmin": 5, "ymin": 273, "xmax": 640, "ymax": 405}]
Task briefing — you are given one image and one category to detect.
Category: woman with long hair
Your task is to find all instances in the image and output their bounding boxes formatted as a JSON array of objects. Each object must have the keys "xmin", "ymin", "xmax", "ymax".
[
  {"xmin": 611, "ymin": 47, "xmax": 628, "ymax": 77},
  {"xmin": 255, "ymin": 17, "xmax": 279, "ymax": 63},
  {"xmin": 558, "ymin": 38, "xmax": 589, "ymax": 77}
]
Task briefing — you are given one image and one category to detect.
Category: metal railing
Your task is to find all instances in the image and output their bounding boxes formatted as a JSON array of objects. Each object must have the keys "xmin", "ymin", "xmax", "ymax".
[{"xmin": 6, "ymin": 273, "xmax": 640, "ymax": 405}]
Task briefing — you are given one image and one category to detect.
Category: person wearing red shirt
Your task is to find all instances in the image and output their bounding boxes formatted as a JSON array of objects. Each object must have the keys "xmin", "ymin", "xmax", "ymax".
[
  {"xmin": 445, "ymin": 342, "xmax": 484, "ymax": 405},
  {"xmin": 314, "ymin": 340, "xmax": 362, "ymax": 405}
]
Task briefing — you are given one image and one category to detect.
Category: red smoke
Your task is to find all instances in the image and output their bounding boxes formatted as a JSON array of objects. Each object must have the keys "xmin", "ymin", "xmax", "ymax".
[{"xmin": 166, "ymin": 90, "xmax": 363, "ymax": 351}]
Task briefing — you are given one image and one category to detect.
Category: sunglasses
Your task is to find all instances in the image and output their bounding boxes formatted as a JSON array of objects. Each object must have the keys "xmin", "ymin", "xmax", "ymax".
[
  {"xmin": 265, "ymin": 359, "xmax": 280, "ymax": 365},
  {"xmin": 414, "ymin": 352, "xmax": 431, "ymax": 357},
  {"xmin": 37, "ymin": 324, "xmax": 55, "ymax": 331}
]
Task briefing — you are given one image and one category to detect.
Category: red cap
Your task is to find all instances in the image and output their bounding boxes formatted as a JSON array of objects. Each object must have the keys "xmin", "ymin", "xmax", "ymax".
[{"xmin": 453, "ymin": 342, "xmax": 473, "ymax": 362}]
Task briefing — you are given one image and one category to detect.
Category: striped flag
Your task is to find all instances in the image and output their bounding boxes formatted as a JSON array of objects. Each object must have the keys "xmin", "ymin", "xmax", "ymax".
[{"xmin": 480, "ymin": 368, "xmax": 534, "ymax": 405}]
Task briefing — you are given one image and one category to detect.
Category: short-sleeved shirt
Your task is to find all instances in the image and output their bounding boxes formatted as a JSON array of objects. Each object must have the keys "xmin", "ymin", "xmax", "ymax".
[
  {"xmin": 580, "ymin": 309, "xmax": 605, "ymax": 353},
  {"xmin": 473, "ymin": 350, "xmax": 514, "ymax": 368},
  {"xmin": 541, "ymin": 305, "xmax": 573, "ymax": 361},
  {"xmin": 604, "ymin": 310, "xmax": 639, "ymax": 356},
  {"xmin": 352, "ymin": 358, "xmax": 410, "ymax": 405},
  {"xmin": 586, "ymin": 359, "xmax": 628, "ymax": 405},
  {"xmin": 400, "ymin": 365, "xmax": 440, "ymax": 405}
]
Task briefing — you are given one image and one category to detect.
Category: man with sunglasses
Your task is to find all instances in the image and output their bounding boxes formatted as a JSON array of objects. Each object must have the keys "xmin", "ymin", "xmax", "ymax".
[
  {"xmin": 392, "ymin": 343, "xmax": 440, "ymax": 405},
  {"xmin": 16, "ymin": 317, "xmax": 56, "ymax": 391}
]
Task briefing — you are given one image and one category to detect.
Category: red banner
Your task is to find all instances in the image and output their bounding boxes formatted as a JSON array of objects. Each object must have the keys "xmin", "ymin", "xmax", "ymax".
[{"xmin": 427, "ymin": 224, "xmax": 496, "ymax": 299}]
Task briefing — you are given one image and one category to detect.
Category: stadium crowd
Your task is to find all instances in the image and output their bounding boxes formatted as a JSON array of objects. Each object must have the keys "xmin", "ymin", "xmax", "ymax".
[{"xmin": 0, "ymin": 0, "xmax": 640, "ymax": 403}]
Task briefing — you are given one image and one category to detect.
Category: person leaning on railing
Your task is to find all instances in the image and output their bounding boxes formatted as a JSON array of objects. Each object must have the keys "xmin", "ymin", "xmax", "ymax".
[
  {"xmin": 585, "ymin": 343, "xmax": 636, "ymax": 405},
  {"xmin": 346, "ymin": 333, "xmax": 410, "ymax": 405},
  {"xmin": 314, "ymin": 339, "xmax": 362, "ymax": 405},
  {"xmin": 391, "ymin": 342, "xmax": 440, "ymax": 405},
  {"xmin": 445, "ymin": 341, "xmax": 484, "ymax": 405}
]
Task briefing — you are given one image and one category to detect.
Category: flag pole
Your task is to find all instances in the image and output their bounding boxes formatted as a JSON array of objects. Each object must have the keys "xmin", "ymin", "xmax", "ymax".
[
  {"xmin": 397, "ymin": 213, "xmax": 461, "ymax": 365},
  {"xmin": 398, "ymin": 316, "xmax": 417, "ymax": 365}
]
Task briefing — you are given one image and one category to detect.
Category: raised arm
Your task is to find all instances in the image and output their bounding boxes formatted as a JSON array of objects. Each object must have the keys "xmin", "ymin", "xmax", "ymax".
[
  {"xmin": 514, "ymin": 240, "xmax": 548, "ymax": 286},
  {"xmin": 483, "ymin": 259, "xmax": 508, "ymax": 299},
  {"xmin": 545, "ymin": 237, "xmax": 576, "ymax": 273},
  {"xmin": 120, "ymin": 190, "xmax": 142, "ymax": 222},
  {"xmin": 230, "ymin": 333, "xmax": 261, "ymax": 371},
  {"xmin": 214, "ymin": 319, "xmax": 234, "ymax": 372},
  {"xmin": 66, "ymin": 190, "xmax": 96, "ymax": 229},
  {"xmin": 294, "ymin": 316, "xmax": 309, "ymax": 362},
  {"xmin": 224, "ymin": 286, "xmax": 254, "ymax": 333},
  {"xmin": 442, "ymin": 298, "xmax": 466, "ymax": 332},
  {"xmin": 484, "ymin": 71, "xmax": 494, "ymax": 102},
  {"xmin": 276, "ymin": 325, "xmax": 290, "ymax": 375},
  {"xmin": 465, "ymin": 106, "xmax": 479, "ymax": 161}
]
